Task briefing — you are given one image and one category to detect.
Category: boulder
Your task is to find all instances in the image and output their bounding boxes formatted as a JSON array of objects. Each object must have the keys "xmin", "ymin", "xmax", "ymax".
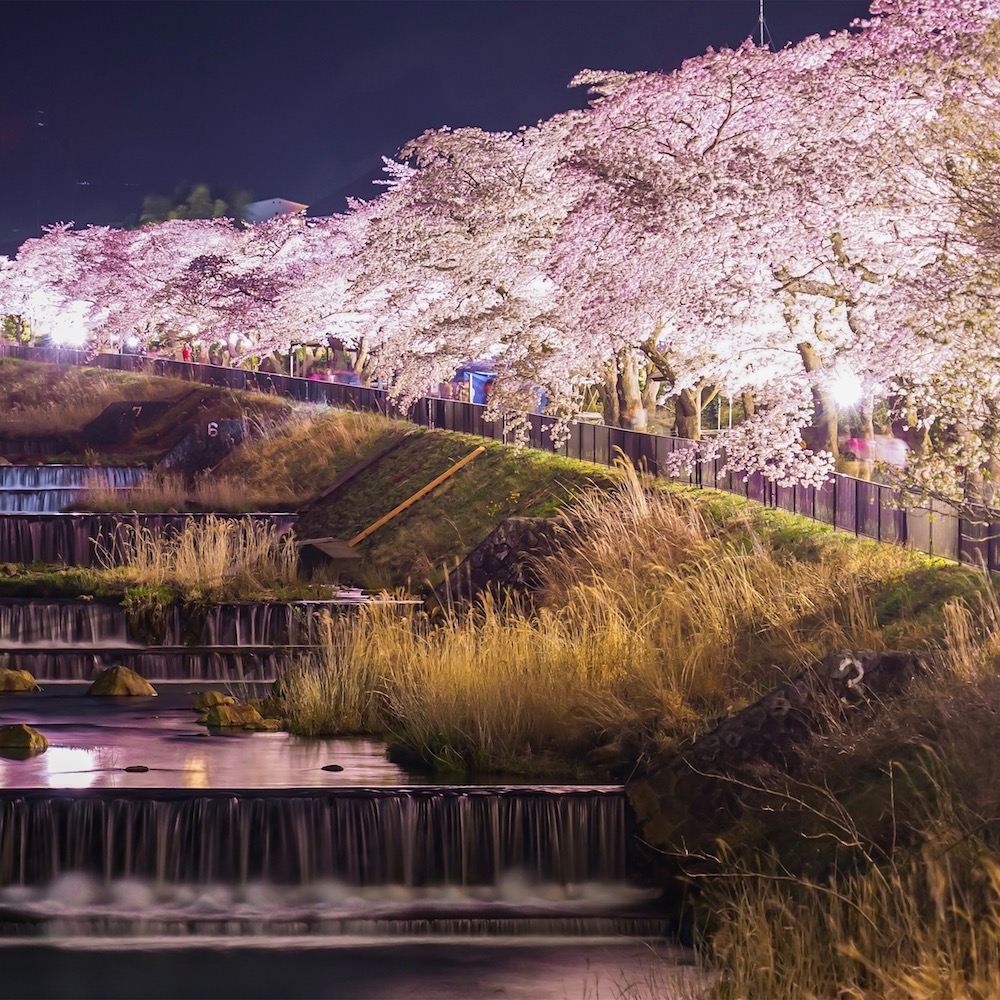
[
  {"xmin": 87, "ymin": 665, "xmax": 157, "ymax": 697},
  {"xmin": 193, "ymin": 690, "xmax": 236, "ymax": 711},
  {"xmin": 0, "ymin": 723, "xmax": 48, "ymax": 752},
  {"xmin": 0, "ymin": 668, "xmax": 41, "ymax": 692},
  {"xmin": 203, "ymin": 703, "xmax": 265, "ymax": 728},
  {"xmin": 627, "ymin": 649, "xmax": 924, "ymax": 881}
]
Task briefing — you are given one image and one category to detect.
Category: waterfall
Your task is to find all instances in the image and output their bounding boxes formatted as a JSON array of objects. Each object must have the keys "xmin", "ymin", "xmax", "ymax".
[
  {"xmin": 0, "ymin": 599, "xmax": 129, "ymax": 645},
  {"xmin": 0, "ymin": 466, "xmax": 146, "ymax": 489},
  {"xmin": 0, "ymin": 599, "xmax": 359, "ymax": 681},
  {"xmin": 164, "ymin": 601, "xmax": 355, "ymax": 647},
  {"xmin": 0, "ymin": 789, "xmax": 627, "ymax": 887},
  {"xmin": 0, "ymin": 466, "xmax": 146, "ymax": 513}
]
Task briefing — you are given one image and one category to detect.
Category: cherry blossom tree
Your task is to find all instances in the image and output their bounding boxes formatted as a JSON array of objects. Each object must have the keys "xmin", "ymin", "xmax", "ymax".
[
  {"xmin": 9, "ymin": 0, "xmax": 1000, "ymax": 505},
  {"xmin": 545, "ymin": 0, "xmax": 1000, "ymax": 483}
]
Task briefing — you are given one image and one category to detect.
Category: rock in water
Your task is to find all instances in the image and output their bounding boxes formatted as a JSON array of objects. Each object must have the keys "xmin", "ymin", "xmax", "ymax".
[
  {"xmin": 193, "ymin": 690, "xmax": 236, "ymax": 711},
  {"xmin": 203, "ymin": 703, "xmax": 265, "ymax": 728},
  {"xmin": 0, "ymin": 668, "xmax": 41, "ymax": 692},
  {"xmin": 0, "ymin": 724, "xmax": 48, "ymax": 752},
  {"xmin": 87, "ymin": 665, "xmax": 157, "ymax": 697},
  {"xmin": 322, "ymin": 764, "xmax": 345, "ymax": 772}
]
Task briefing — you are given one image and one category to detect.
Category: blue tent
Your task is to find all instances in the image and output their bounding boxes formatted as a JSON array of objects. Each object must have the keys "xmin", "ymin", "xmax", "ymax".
[
  {"xmin": 454, "ymin": 362, "xmax": 496, "ymax": 405},
  {"xmin": 452, "ymin": 362, "xmax": 547, "ymax": 412}
]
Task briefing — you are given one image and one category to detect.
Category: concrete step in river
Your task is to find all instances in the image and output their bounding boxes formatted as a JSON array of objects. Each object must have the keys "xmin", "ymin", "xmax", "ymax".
[{"xmin": 0, "ymin": 466, "xmax": 146, "ymax": 513}]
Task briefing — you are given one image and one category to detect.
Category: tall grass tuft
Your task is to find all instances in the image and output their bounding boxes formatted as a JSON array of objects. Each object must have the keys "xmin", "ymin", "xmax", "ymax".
[
  {"xmin": 278, "ymin": 461, "xmax": 929, "ymax": 771},
  {"xmin": 79, "ymin": 470, "xmax": 190, "ymax": 512},
  {"xmin": 704, "ymin": 784, "xmax": 1000, "ymax": 999},
  {"xmin": 96, "ymin": 515, "xmax": 298, "ymax": 599},
  {"xmin": 694, "ymin": 578, "xmax": 1000, "ymax": 999},
  {"xmin": 78, "ymin": 470, "xmax": 263, "ymax": 513}
]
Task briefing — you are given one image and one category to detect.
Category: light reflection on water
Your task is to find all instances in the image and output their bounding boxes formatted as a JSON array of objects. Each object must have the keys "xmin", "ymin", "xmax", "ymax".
[
  {"xmin": 40, "ymin": 746, "xmax": 102, "ymax": 789},
  {"xmin": 0, "ymin": 684, "xmax": 427, "ymax": 789}
]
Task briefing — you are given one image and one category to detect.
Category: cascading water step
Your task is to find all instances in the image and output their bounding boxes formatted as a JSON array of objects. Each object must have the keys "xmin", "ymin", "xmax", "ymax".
[
  {"xmin": 0, "ymin": 786, "xmax": 630, "ymax": 886},
  {"xmin": 0, "ymin": 598, "xmax": 379, "ymax": 649},
  {"xmin": 0, "ymin": 512, "xmax": 296, "ymax": 566},
  {"xmin": 0, "ymin": 646, "xmax": 309, "ymax": 682},
  {"xmin": 0, "ymin": 787, "xmax": 658, "ymax": 948},
  {"xmin": 0, "ymin": 467, "xmax": 146, "ymax": 489},
  {"xmin": 0, "ymin": 466, "xmax": 146, "ymax": 513}
]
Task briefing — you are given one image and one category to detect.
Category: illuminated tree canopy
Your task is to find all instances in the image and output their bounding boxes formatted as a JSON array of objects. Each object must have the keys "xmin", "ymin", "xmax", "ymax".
[{"xmin": 5, "ymin": 0, "xmax": 1000, "ymax": 501}]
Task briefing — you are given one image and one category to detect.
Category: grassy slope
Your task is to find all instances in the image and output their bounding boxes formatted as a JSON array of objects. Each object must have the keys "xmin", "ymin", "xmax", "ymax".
[
  {"xmin": 295, "ymin": 429, "xmax": 616, "ymax": 588},
  {"xmin": 0, "ymin": 358, "xmax": 289, "ymax": 461}
]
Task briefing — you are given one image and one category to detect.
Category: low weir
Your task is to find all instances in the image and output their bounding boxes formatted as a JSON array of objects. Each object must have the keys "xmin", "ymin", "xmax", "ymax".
[
  {"xmin": 0, "ymin": 466, "xmax": 145, "ymax": 514},
  {"xmin": 0, "ymin": 512, "xmax": 296, "ymax": 566},
  {"xmin": 0, "ymin": 598, "xmax": 378, "ymax": 681},
  {"xmin": 0, "ymin": 787, "xmax": 664, "ymax": 942},
  {"xmin": 0, "ymin": 787, "xmax": 627, "ymax": 887},
  {"xmin": 0, "ymin": 598, "xmax": 348, "ymax": 648}
]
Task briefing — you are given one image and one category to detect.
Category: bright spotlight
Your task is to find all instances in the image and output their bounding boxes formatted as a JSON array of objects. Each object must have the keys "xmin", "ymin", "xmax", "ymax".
[{"xmin": 829, "ymin": 368, "xmax": 862, "ymax": 408}]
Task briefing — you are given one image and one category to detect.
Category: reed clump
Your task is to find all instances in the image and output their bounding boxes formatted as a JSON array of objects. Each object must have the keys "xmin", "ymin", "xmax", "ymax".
[
  {"xmin": 277, "ymin": 460, "xmax": 955, "ymax": 772},
  {"xmin": 96, "ymin": 515, "xmax": 298, "ymax": 599},
  {"xmin": 78, "ymin": 470, "xmax": 264, "ymax": 513},
  {"xmin": 79, "ymin": 470, "xmax": 190, "ymax": 512},
  {"xmin": 704, "ymin": 831, "xmax": 1000, "ymax": 999},
  {"xmin": 688, "ymin": 582, "xmax": 1000, "ymax": 999}
]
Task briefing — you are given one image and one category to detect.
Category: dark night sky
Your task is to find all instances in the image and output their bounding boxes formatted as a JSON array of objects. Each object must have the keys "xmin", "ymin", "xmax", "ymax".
[{"xmin": 1, "ymin": 0, "xmax": 871, "ymax": 251}]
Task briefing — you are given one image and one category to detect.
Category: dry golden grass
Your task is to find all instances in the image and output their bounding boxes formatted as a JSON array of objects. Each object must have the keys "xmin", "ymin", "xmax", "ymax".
[
  {"xmin": 704, "ymin": 833, "xmax": 1000, "ymax": 1000},
  {"xmin": 694, "ymin": 583, "xmax": 1000, "ymax": 1000},
  {"xmin": 78, "ymin": 470, "xmax": 261, "ymax": 513},
  {"xmin": 0, "ymin": 363, "xmax": 188, "ymax": 434},
  {"xmin": 79, "ymin": 470, "xmax": 190, "ymax": 512},
  {"xmin": 95, "ymin": 514, "xmax": 298, "ymax": 598},
  {"xmin": 278, "ymin": 460, "xmax": 939, "ymax": 770},
  {"xmin": 215, "ymin": 405, "xmax": 398, "ymax": 507}
]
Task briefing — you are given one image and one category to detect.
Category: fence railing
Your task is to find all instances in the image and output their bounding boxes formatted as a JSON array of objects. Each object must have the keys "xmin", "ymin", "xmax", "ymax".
[{"xmin": 0, "ymin": 344, "xmax": 986, "ymax": 569}]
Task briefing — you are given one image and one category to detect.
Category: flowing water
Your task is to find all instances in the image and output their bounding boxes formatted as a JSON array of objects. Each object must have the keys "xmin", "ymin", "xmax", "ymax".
[
  {"xmin": 0, "ymin": 472, "xmax": 702, "ymax": 998},
  {"xmin": 0, "ymin": 466, "xmax": 146, "ymax": 513},
  {"xmin": 0, "ymin": 599, "xmax": 395, "ymax": 681}
]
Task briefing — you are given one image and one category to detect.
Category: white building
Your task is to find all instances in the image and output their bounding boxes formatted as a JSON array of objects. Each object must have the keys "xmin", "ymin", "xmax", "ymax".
[{"xmin": 242, "ymin": 198, "xmax": 308, "ymax": 224}]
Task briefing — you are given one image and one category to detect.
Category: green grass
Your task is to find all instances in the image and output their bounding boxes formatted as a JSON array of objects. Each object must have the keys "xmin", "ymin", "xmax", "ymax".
[
  {"xmin": 296, "ymin": 430, "xmax": 617, "ymax": 588},
  {"xmin": 274, "ymin": 462, "xmax": 991, "ymax": 779}
]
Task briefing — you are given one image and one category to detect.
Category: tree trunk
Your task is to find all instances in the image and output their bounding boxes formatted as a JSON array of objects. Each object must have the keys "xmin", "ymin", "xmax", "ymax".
[
  {"xmin": 741, "ymin": 391, "xmax": 755, "ymax": 420},
  {"xmin": 598, "ymin": 365, "xmax": 620, "ymax": 427},
  {"xmin": 617, "ymin": 352, "xmax": 647, "ymax": 431},
  {"xmin": 797, "ymin": 341, "xmax": 839, "ymax": 460},
  {"xmin": 673, "ymin": 387, "xmax": 701, "ymax": 440},
  {"xmin": 641, "ymin": 375, "xmax": 659, "ymax": 413},
  {"xmin": 352, "ymin": 336, "xmax": 380, "ymax": 386}
]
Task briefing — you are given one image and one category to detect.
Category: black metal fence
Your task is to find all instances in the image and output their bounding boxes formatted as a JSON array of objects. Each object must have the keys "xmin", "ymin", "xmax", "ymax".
[{"xmin": 0, "ymin": 344, "xmax": 984, "ymax": 568}]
